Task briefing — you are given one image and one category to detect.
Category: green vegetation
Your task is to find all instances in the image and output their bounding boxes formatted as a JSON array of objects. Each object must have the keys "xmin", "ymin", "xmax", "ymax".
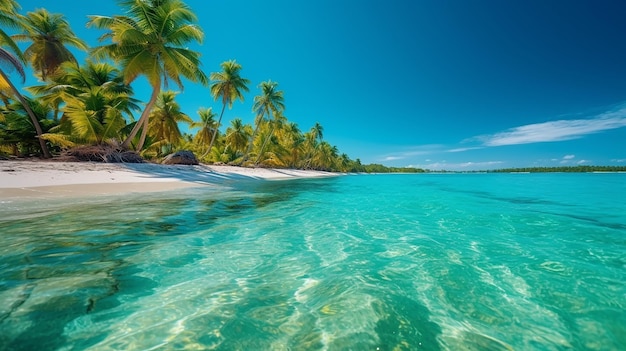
[
  {"xmin": 360, "ymin": 163, "xmax": 426, "ymax": 173},
  {"xmin": 0, "ymin": 0, "xmax": 368, "ymax": 172}
]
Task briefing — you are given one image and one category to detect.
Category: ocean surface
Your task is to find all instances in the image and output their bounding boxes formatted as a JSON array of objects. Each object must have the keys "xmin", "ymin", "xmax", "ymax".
[{"xmin": 0, "ymin": 173, "xmax": 625, "ymax": 350}]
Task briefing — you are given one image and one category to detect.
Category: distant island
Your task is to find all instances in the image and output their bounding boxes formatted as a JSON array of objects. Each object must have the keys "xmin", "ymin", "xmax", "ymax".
[
  {"xmin": 484, "ymin": 165, "xmax": 626, "ymax": 173},
  {"xmin": 363, "ymin": 165, "xmax": 626, "ymax": 173}
]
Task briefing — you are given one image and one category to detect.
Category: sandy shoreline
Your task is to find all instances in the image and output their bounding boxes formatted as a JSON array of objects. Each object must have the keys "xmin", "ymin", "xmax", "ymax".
[{"xmin": 0, "ymin": 160, "xmax": 338, "ymax": 199}]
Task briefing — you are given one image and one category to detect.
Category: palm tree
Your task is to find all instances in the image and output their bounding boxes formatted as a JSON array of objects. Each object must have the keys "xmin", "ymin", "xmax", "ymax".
[
  {"xmin": 13, "ymin": 8, "xmax": 88, "ymax": 80},
  {"xmin": 312, "ymin": 141, "xmax": 338, "ymax": 171},
  {"xmin": 338, "ymin": 153, "xmax": 351, "ymax": 172},
  {"xmin": 0, "ymin": 0, "xmax": 51, "ymax": 157},
  {"xmin": 88, "ymin": 0, "xmax": 208, "ymax": 151},
  {"xmin": 242, "ymin": 80, "xmax": 284, "ymax": 165},
  {"xmin": 0, "ymin": 0, "xmax": 23, "ymax": 63},
  {"xmin": 148, "ymin": 91, "xmax": 192, "ymax": 149},
  {"xmin": 1, "ymin": 96, "xmax": 54, "ymax": 156},
  {"xmin": 224, "ymin": 117, "xmax": 250, "ymax": 161},
  {"xmin": 29, "ymin": 60, "xmax": 139, "ymax": 121},
  {"xmin": 39, "ymin": 62, "xmax": 140, "ymax": 147},
  {"xmin": 279, "ymin": 122, "xmax": 305, "ymax": 168},
  {"xmin": 190, "ymin": 107, "xmax": 218, "ymax": 155},
  {"xmin": 255, "ymin": 111, "xmax": 287, "ymax": 165},
  {"xmin": 206, "ymin": 60, "xmax": 249, "ymax": 159},
  {"xmin": 304, "ymin": 122, "xmax": 323, "ymax": 169}
]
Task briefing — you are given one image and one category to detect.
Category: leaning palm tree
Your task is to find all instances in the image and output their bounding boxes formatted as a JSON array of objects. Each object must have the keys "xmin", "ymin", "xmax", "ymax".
[
  {"xmin": 0, "ymin": 0, "xmax": 51, "ymax": 157},
  {"xmin": 242, "ymin": 80, "xmax": 284, "ymax": 165},
  {"xmin": 13, "ymin": 8, "xmax": 88, "ymax": 80},
  {"xmin": 88, "ymin": 0, "xmax": 208, "ymax": 151},
  {"xmin": 206, "ymin": 60, "xmax": 249, "ymax": 159}
]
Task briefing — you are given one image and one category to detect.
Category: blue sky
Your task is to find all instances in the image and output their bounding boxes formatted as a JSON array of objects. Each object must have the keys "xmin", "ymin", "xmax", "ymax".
[{"xmin": 14, "ymin": 0, "xmax": 626, "ymax": 170}]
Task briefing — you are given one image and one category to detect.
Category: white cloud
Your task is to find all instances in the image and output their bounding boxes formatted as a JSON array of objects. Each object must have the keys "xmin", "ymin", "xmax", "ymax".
[
  {"xmin": 577, "ymin": 159, "xmax": 590, "ymax": 164},
  {"xmin": 447, "ymin": 147, "xmax": 484, "ymax": 153},
  {"xmin": 409, "ymin": 160, "xmax": 503, "ymax": 170},
  {"xmin": 478, "ymin": 108, "xmax": 626, "ymax": 146},
  {"xmin": 458, "ymin": 161, "xmax": 503, "ymax": 168},
  {"xmin": 377, "ymin": 145, "xmax": 444, "ymax": 162},
  {"xmin": 563, "ymin": 154, "xmax": 575, "ymax": 160},
  {"xmin": 612, "ymin": 158, "xmax": 626, "ymax": 163}
]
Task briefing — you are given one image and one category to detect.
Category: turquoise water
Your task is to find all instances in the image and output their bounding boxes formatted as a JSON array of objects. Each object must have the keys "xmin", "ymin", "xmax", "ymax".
[{"xmin": 1, "ymin": 173, "xmax": 625, "ymax": 350}]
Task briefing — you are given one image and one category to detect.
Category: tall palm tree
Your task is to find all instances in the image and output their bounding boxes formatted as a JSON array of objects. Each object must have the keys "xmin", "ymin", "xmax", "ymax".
[
  {"xmin": 13, "ymin": 8, "xmax": 88, "ymax": 80},
  {"xmin": 88, "ymin": 0, "xmax": 208, "ymax": 151},
  {"xmin": 148, "ymin": 91, "xmax": 192, "ymax": 148},
  {"xmin": 0, "ymin": 0, "xmax": 51, "ymax": 157},
  {"xmin": 206, "ymin": 60, "xmax": 249, "ymax": 159},
  {"xmin": 242, "ymin": 80, "xmax": 284, "ymax": 165},
  {"xmin": 190, "ymin": 107, "xmax": 218, "ymax": 154}
]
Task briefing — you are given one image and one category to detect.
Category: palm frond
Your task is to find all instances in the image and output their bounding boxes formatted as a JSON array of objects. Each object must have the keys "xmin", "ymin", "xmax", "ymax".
[
  {"xmin": 0, "ymin": 48, "xmax": 25, "ymax": 82},
  {"xmin": 40, "ymin": 132, "xmax": 76, "ymax": 148}
]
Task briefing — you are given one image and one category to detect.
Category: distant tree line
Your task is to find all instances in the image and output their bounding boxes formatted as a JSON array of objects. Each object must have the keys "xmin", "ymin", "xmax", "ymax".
[
  {"xmin": 359, "ymin": 163, "xmax": 426, "ymax": 173},
  {"xmin": 355, "ymin": 165, "xmax": 626, "ymax": 174},
  {"xmin": 486, "ymin": 165, "xmax": 626, "ymax": 173}
]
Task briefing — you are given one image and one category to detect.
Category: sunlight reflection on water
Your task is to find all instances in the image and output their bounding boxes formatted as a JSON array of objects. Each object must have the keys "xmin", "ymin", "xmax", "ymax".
[{"xmin": 1, "ymin": 174, "xmax": 625, "ymax": 350}]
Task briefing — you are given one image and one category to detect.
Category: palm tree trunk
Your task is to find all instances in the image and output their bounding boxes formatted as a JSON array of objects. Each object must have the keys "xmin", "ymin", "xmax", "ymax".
[
  {"xmin": 203, "ymin": 102, "xmax": 226, "ymax": 159},
  {"xmin": 122, "ymin": 84, "xmax": 161, "ymax": 150},
  {"xmin": 0, "ymin": 69, "xmax": 52, "ymax": 158},
  {"xmin": 136, "ymin": 112, "xmax": 151, "ymax": 151}
]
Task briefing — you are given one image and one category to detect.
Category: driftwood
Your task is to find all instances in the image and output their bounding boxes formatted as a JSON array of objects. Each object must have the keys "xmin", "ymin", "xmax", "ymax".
[{"xmin": 60, "ymin": 145, "xmax": 144, "ymax": 163}]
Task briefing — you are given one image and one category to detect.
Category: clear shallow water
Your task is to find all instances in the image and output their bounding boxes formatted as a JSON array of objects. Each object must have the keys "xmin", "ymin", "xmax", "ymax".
[{"xmin": 0, "ymin": 173, "xmax": 625, "ymax": 350}]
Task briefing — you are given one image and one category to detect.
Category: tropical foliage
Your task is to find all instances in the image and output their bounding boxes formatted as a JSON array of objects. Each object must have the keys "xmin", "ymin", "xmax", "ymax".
[
  {"xmin": 207, "ymin": 60, "xmax": 249, "ymax": 158},
  {"xmin": 87, "ymin": 0, "xmax": 208, "ymax": 150},
  {"xmin": 13, "ymin": 8, "xmax": 88, "ymax": 80},
  {"xmin": 0, "ymin": 0, "xmax": 369, "ymax": 172},
  {"xmin": 0, "ymin": 0, "xmax": 51, "ymax": 157}
]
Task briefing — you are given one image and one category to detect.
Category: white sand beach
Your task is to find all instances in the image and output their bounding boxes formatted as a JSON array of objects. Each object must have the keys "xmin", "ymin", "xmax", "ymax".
[{"xmin": 0, "ymin": 161, "xmax": 338, "ymax": 199}]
